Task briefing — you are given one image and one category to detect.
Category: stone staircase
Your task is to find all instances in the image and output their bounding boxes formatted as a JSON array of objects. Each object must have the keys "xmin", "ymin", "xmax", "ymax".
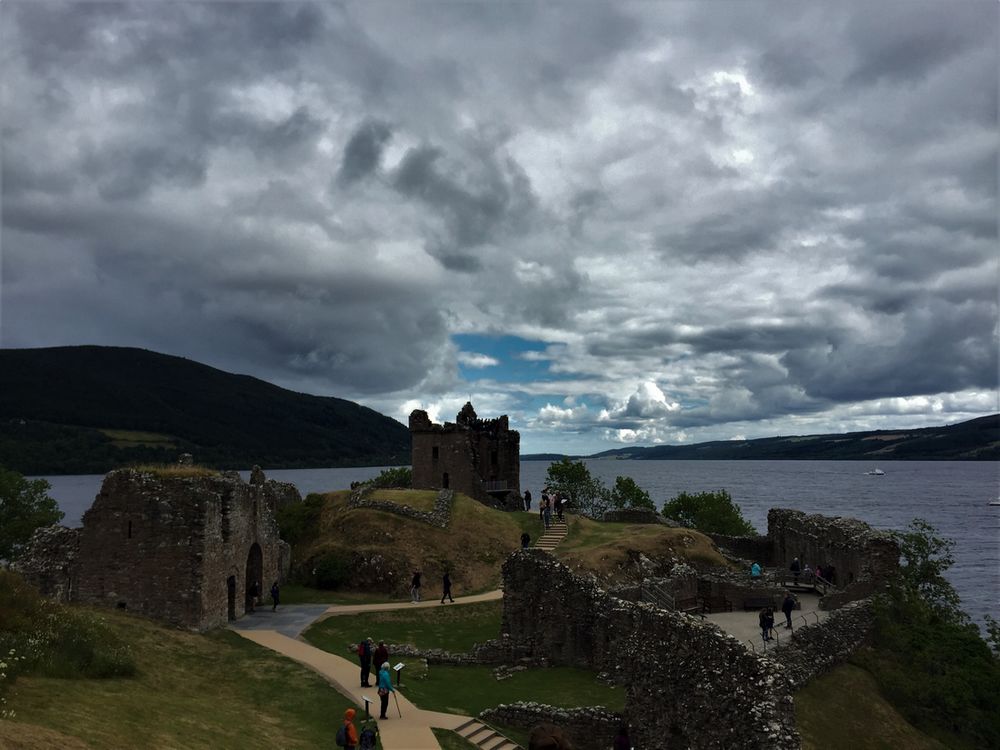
[
  {"xmin": 454, "ymin": 718, "xmax": 523, "ymax": 749},
  {"xmin": 535, "ymin": 517, "xmax": 568, "ymax": 552}
]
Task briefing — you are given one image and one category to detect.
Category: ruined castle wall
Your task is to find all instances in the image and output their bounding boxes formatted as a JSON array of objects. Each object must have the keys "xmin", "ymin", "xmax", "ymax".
[
  {"xmin": 479, "ymin": 704, "xmax": 622, "ymax": 750},
  {"xmin": 74, "ymin": 469, "xmax": 291, "ymax": 630},
  {"xmin": 500, "ymin": 551, "xmax": 799, "ymax": 749},
  {"xmin": 15, "ymin": 525, "xmax": 80, "ymax": 603},
  {"xmin": 767, "ymin": 509, "xmax": 899, "ymax": 591}
]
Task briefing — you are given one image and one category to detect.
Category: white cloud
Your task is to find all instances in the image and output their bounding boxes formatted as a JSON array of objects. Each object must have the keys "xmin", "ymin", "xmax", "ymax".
[{"xmin": 457, "ymin": 352, "xmax": 500, "ymax": 368}]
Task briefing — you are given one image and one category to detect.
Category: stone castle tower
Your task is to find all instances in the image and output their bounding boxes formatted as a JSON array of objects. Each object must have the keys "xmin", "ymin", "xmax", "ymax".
[{"xmin": 409, "ymin": 402, "xmax": 521, "ymax": 510}]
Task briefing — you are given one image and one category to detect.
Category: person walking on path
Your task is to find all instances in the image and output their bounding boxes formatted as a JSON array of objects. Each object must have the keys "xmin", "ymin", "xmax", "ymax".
[
  {"xmin": 555, "ymin": 494, "xmax": 564, "ymax": 522},
  {"xmin": 790, "ymin": 556, "xmax": 801, "ymax": 584},
  {"xmin": 539, "ymin": 489, "xmax": 547, "ymax": 523},
  {"xmin": 782, "ymin": 592, "xmax": 796, "ymax": 629},
  {"xmin": 340, "ymin": 707, "xmax": 359, "ymax": 749},
  {"xmin": 376, "ymin": 662, "xmax": 394, "ymax": 720},
  {"xmin": 270, "ymin": 581, "xmax": 280, "ymax": 611},
  {"xmin": 542, "ymin": 497, "xmax": 552, "ymax": 530},
  {"xmin": 441, "ymin": 571, "xmax": 454, "ymax": 603},
  {"xmin": 410, "ymin": 570, "xmax": 421, "ymax": 603},
  {"xmin": 759, "ymin": 608, "xmax": 771, "ymax": 642},
  {"xmin": 524, "ymin": 489, "xmax": 532, "ymax": 511},
  {"xmin": 373, "ymin": 641, "xmax": 389, "ymax": 674},
  {"xmin": 359, "ymin": 637, "xmax": 373, "ymax": 686},
  {"xmin": 521, "ymin": 531, "xmax": 531, "ymax": 549},
  {"xmin": 765, "ymin": 606, "xmax": 776, "ymax": 641}
]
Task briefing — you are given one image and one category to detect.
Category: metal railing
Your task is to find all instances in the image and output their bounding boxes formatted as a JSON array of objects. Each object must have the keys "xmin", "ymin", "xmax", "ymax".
[{"xmin": 642, "ymin": 579, "xmax": 676, "ymax": 611}]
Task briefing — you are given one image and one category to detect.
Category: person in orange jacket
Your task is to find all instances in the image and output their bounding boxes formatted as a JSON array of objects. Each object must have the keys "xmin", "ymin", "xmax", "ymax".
[{"xmin": 342, "ymin": 707, "xmax": 359, "ymax": 749}]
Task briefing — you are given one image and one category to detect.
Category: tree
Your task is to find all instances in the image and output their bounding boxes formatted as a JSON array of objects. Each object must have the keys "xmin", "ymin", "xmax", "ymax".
[
  {"xmin": 660, "ymin": 489, "xmax": 754, "ymax": 535},
  {"xmin": 545, "ymin": 458, "xmax": 611, "ymax": 518},
  {"xmin": 0, "ymin": 467, "xmax": 63, "ymax": 562},
  {"xmin": 610, "ymin": 476, "xmax": 655, "ymax": 511},
  {"xmin": 891, "ymin": 518, "xmax": 964, "ymax": 623}
]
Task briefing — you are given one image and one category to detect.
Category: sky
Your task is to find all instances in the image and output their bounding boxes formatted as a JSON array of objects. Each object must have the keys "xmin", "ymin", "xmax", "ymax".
[{"xmin": 1, "ymin": 1, "xmax": 997, "ymax": 455}]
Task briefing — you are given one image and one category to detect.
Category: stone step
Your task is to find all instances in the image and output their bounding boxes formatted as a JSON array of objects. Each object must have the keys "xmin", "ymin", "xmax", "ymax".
[
  {"xmin": 465, "ymin": 724, "xmax": 495, "ymax": 743},
  {"xmin": 454, "ymin": 718, "xmax": 481, "ymax": 737}
]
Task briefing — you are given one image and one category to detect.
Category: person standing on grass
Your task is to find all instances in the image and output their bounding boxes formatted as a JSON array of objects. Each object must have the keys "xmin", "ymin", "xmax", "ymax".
[
  {"xmin": 270, "ymin": 581, "xmax": 280, "ymax": 611},
  {"xmin": 521, "ymin": 531, "xmax": 531, "ymax": 549},
  {"xmin": 542, "ymin": 496, "xmax": 552, "ymax": 530},
  {"xmin": 524, "ymin": 489, "xmax": 532, "ymax": 511},
  {"xmin": 410, "ymin": 570, "xmax": 421, "ymax": 603},
  {"xmin": 441, "ymin": 570, "xmax": 454, "ymax": 603},
  {"xmin": 359, "ymin": 637, "xmax": 373, "ymax": 687},
  {"xmin": 539, "ymin": 489, "xmax": 547, "ymax": 523},
  {"xmin": 377, "ymin": 662, "xmax": 394, "ymax": 720},
  {"xmin": 341, "ymin": 707, "xmax": 359, "ymax": 749}
]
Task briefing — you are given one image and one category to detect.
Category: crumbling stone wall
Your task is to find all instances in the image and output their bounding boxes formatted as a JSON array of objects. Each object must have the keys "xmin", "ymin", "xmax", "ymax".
[
  {"xmin": 410, "ymin": 403, "xmax": 521, "ymax": 510},
  {"xmin": 499, "ymin": 551, "xmax": 799, "ymax": 749},
  {"xmin": 767, "ymin": 509, "xmax": 899, "ymax": 603},
  {"xmin": 479, "ymin": 703, "xmax": 622, "ymax": 750},
  {"xmin": 348, "ymin": 486, "xmax": 454, "ymax": 527},
  {"xmin": 15, "ymin": 525, "xmax": 80, "ymax": 602},
  {"xmin": 19, "ymin": 468, "xmax": 299, "ymax": 631},
  {"xmin": 774, "ymin": 598, "xmax": 876, "ymax": 689}
]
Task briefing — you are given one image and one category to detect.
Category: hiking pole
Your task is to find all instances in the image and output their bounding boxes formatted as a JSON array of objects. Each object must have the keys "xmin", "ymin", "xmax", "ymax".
[{"xmin": 392, "ymin": 691, "xmax": 402, "ymax": 718}]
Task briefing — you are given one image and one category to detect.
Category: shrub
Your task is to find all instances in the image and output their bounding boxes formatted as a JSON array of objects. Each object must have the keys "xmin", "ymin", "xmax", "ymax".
[
  {"xmin": 365, "ymin": 467, "xmax": 412, "ymax": 489},
  {"xmin": 0, "ymin": 466, "xmax": 63, "ymax": 562},
  {"xmin": 311, "ymin": 551, "xmax": 351, "ymax": 590},
  {"xmin": 661, "ymin": 489, "xmax": 754, "ymax": 535},
  {"xmin": 277, "ymin": 492, "xmax": 327, "ymax": 546},
  {"xmin": 609, "ymin": 476, "xmax": 655, "ymax": 511}
]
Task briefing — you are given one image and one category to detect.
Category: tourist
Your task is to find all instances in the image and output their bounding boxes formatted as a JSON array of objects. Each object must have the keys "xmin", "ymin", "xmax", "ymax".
[
  {"xmin": 782, "ymin": 591, "xmax": 796, "ymax": 629},
  {"xmin": 524, "ymin": 489, "xmax": 532, "ymax": 511},
  {"xmin": 373, "ymin": 641, "xmax": 389, "ymax": 674},
  {"xmin": 341, "ymin": 707, "xmax": 359, "ymax": 749},
  {"xmin": 359, "ymin": 637, "xmax": 373, "ymax": 686},
  {"xmin": 270, "ymin": 581, "xmax": 280, "ymax": 611},
  {"xmin": 555, "ymin": 494, "xmax": 564, "ymax": 522},
  {"xmin": 543, "ymin": 497, "xmax": 552, "ymax": 530},
  {"xmin": 790, "ymin": 556, "xmax": 801, "ymax": 584},
  {"xmin": 765, "ymin": 607, "xmax": 776, "ymax": 640},
  {"xmin": 247, "ymin": 580, "xmax": 259, "ymax": 613},
  {"xmin": 759, "ymin": 608, "xmax": 770, "ymax": 641},
  {"xmin": 377, "ymin": 661, "xmax": 394, "ymax": 720},
  {"xmin": 750, "ymin": 561, "xmax": 761, "ymax": 578},
  {"xmin": 410, "ymin": 570, "xmax": 421, "ymax": 603},
  {"xmin": 803, "ymin": 563, "xmax": 813, "ymax": 581},
  {"xmin": 539, "ymin": 488, "xmax": 548, "ymax": 522},
  {"xmin": 613, "ymin": 724, "xmax": 631, "ymax": 750},
  {"xmin": 521, "ymin": 531, "xmax": 531, "ymax": 549},
  {"xmin": 441, "ymin": 570, "xmax": 454, "ymax": 604}
]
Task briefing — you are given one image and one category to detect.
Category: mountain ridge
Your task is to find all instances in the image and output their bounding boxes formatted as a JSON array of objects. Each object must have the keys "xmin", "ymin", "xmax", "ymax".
[{"xmin": 0, "ymin": 345, "xmax": 411, "ymax": 474}]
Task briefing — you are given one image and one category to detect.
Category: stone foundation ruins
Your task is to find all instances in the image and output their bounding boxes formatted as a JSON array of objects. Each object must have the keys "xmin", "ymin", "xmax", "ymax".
[{"xmin": 17, "ymin": 467, "xmax": 299, "ymax": 630}]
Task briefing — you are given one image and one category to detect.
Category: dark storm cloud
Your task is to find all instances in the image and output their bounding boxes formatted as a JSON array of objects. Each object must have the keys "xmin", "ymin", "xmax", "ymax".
[
  {"xmin": 337, "ymin": 120, "xmax": 393, "ymax": 186},
  {"xmin": 392, "ymin": 142, "xmax": 537, "ymax": 271}
]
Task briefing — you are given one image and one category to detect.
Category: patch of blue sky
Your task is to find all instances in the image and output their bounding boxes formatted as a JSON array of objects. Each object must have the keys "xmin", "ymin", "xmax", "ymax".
[{"xmin": 453, "ymin": 334, "xmax": 577, "ymax": 384}]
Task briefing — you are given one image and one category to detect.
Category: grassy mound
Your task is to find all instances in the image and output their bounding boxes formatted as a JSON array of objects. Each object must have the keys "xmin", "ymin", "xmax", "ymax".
[
  {"xmin": 554, "ymin": 515, "xmax": 730, "ymax": 583},
  {"xmin": 796, "ymin": 663, "xmax": 947, "ymax": 750},
  {"xmin": 287, "ymin": 490, "xmax": 527, "ymax": 597},
  {"xmin": 1, "ymin": 606, "xmax": 345, "ymax": 748}
]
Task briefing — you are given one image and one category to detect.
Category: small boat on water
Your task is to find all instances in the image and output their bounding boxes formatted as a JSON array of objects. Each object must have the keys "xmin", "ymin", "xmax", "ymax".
[
  {"xmin": 865, "ymin": 468, "xmax": 885, "ymax": 476},
  {"xmin": 990, "ymin": 498, "xmax": 1000, "ymax": 506}
]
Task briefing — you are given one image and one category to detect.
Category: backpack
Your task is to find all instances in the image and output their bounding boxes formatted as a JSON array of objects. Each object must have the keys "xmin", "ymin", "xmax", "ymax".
[
  {"xmin": 335, "ymin": 724, "xmax": 347, "ymax": 747},
  {"xmin": 359, "ymin": 727, "xmax": 377, "ymax": 749},
  {"xmin": 357, "ymin": 642, "xmax": 365, "ymax": 657}
]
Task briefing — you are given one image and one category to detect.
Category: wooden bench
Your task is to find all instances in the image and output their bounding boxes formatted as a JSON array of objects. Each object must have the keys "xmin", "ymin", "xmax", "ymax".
[
  {"xmin": 743, "ymin": 596, "xmax": 775, "ymax": 611},
  {"xmin": 701, "ymin": 596, "xmax": 733, "ymax": 613},
  {"xmin": 676, "ymin": 597, "xmax": 706, "ymax": 619}
]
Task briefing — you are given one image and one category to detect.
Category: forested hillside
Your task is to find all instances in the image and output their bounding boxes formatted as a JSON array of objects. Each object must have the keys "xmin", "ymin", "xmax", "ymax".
[{"xmin": 0, "ymin": 346, "xmax": 410, "ymax": 474}]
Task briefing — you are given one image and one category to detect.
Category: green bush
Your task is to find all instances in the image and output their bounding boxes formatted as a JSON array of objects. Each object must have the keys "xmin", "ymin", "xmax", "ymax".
[
  {"xmin": 609, "ymin": 476, "xmax": 655, "ymax": 511},
  {"xmin": 365, "ymin": 467, "xmax": 412, "ymax": 489},
  {"xmin": 311, "ymin": 551, "xmax": 351, "ymax": 590},
  {"xmin": 545, "ymin": 459, "xmax": 611, "ymax": 518},
  {"xmin": 661, "ymin": 489, "xmax": 755, "ymax": 535},
  {"xmin": 0, "ymin": 466, "xmax": 63, "ymax": 562},
  {"xmin": 277, "ymin": 492, "xmax": 327, "ymax": 547}
]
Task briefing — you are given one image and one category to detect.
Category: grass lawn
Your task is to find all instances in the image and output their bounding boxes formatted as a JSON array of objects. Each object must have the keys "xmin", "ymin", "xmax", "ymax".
[
  {"xmin": 508, "ymin": 510, "xmax": 547, "ymax": 545},
  {"xmin": 796, "ymin": 663, "xmax": 947, "ymax": 750},
  {"xmin": 304, "ymin": 601, "xmax": 503, "ymax": 654},
  {"xmin": 400, "ymin": 662, "xmax": 625, "ymax": 717},
  {"xmin": 368, "ymin": 489, "xmax": 440, "ymax": 511},
  {"xmin": 2, "ymin": 610, "xmax": 346, "ymax": 749}
]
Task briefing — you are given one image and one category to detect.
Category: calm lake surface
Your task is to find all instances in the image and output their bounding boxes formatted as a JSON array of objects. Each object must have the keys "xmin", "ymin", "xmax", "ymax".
[{"xmin": 39, "ymin": 460, "xmax": 999, "ymax": 623}]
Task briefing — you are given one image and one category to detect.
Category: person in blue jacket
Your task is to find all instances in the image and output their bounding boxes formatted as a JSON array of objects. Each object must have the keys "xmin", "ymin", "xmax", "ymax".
[
  {"xmin": 376, "ymin": 661, "xmax": 394, "ymax": 719},
  {"xmin": 750, "ymin": 562, "xmax": 762, "ymax": 578}
]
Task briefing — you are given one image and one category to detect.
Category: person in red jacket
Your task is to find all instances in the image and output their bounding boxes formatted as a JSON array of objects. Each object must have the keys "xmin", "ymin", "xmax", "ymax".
[{"xmin": 342, "ymin": 707, "xmax": 359, "ymax": 749}]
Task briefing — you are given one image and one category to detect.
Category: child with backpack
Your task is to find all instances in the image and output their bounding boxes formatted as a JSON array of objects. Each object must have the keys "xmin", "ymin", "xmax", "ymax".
[{"xmin": 335, "ymin": 707, "xmax": 358, "ymax": 749}]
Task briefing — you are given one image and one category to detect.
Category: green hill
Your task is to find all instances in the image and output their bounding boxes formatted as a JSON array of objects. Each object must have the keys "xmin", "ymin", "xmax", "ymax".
[
  {"xmin": 0, "ymin": 346, "xmax": 410, "ymax": 473},
  {"xmin": 525, "ymin": 414, "xmax": 1000, "ymax": 462}
]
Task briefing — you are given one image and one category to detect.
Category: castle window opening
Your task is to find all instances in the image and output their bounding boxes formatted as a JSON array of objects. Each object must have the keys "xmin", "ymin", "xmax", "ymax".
[
  {"xmin": 442, "ymin": 472, "xmax": 450, "ymax": 489},
  {"xmin": 127, "ymin": 520, "xmax": 132, "ymax": 539},
  {"xmin": 491, "ymin": 450, "xmax": 498, "ymax": 467},
  {"xmin": 432, "ymin": 445, "xmax": 439, "ymax": 460}
]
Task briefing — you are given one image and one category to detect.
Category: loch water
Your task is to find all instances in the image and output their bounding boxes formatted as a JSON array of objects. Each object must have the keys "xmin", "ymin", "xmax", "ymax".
[{"xmin": 40, "ymin": 459, "xmax": 999, "ymax": 624}]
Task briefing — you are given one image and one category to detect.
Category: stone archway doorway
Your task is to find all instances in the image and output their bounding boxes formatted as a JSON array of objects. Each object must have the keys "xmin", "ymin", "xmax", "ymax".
[{"xmin": 245, "ymin": 543, "xmax": 262, "ymax": 614}]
